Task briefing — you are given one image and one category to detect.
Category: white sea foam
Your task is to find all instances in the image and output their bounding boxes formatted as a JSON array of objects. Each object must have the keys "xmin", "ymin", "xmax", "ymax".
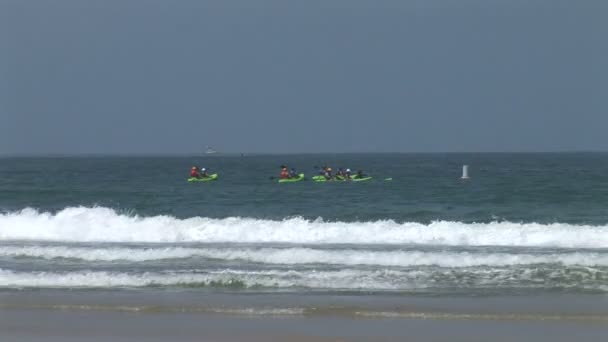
[
  {"xmin": 0, "ymin": 268, "xmax": 402, "ymax": 290},
  {"xmin": 1, "ymin": 207, "xmax": 608, "ymax": 248},
  {"xmin": 2, "ymin": 245, "xmax": 608, "ymax": 268},
  {"xmin": 0, "ymin": 267, "xmax": 605, "ymax": 291}
]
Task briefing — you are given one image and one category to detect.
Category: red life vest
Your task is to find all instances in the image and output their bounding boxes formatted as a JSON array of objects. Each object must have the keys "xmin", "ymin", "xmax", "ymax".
[
  {"xmin": 190, "ymin": 170, "xmax": 199, "ymax": 177},
  {"xmin": 280, "ymin": 169, "xmax": 289, "ymax": 179}
]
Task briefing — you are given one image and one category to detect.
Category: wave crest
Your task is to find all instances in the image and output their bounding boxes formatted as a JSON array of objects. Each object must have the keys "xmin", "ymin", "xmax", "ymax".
[{"xmin": 1, "ymin": 207, "xmax": 607, "ymax": 248}]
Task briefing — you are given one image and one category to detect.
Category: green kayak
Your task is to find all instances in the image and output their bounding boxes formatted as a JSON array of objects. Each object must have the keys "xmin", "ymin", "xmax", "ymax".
[
  {"xmin": 351, "ymin": 176, "xmax": 372, "ymax": 182},
  {"xmin": 278, "ymin": 173, "xmax": 305, "ymax": 183},
  {"xmin": 187, "ymin": 174, "xmax": 219, "ymax": 182},
  {"xmin": 312, "ymin": 175, "xmax": 372, "ymax": 182},
  {"xmin": 312, "ymin": 175, "xmax": 329, "ymax": 182}
]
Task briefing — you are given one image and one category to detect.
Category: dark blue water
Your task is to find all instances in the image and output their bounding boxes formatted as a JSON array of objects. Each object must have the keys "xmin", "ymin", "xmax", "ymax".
[
  {"xmin": 0, "ymin": 153, "xmax": 607, "ymax": 295},
  {"xmin": 1, "ymin": 153, "xmax": 608, "ymax": 223}
]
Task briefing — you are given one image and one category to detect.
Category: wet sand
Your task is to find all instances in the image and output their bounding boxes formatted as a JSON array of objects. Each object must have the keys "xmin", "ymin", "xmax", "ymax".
[{"xmin": 1, "ymin": 290, "xmax": 607, "ymax": 341}]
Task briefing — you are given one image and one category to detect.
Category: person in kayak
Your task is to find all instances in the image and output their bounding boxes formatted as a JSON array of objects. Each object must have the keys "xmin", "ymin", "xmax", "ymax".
[
  {"xmin": 336, "ymin": 168, "xmax": 344, "ymax": 178},
  {"xmin": 190, "ymin": 166, "xmax": 201, "ymax": 178},
  {"xmin": 324, "ymin": 167, "xmax": 333, "ymax": 180},
  {"xmin": 280, "ymin": 165, "xmax": 289, "ymax": 179},
  {"xmin": 200, "ymin": 167, "xmax": 210, "ymax": 178},
  {"xmin": 289, "ymin": 167, "xmax": 298, "ymax": 178},
  {"xmin": 344, "ymin": 168, "xmax": 352, "ymax": 180}
]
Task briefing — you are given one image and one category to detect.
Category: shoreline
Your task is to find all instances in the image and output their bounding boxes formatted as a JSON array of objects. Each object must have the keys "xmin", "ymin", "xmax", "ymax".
[
  {"xmin": 4, "ymin": 290, "xmax": 608, "ymax": 316},
  {"xmin": 2, "ymin": 290, "xmax": 607, "ymax": 341},
  {"xmin": 0, "ymin": 289, "xmax": 608, "ymax": 342}
]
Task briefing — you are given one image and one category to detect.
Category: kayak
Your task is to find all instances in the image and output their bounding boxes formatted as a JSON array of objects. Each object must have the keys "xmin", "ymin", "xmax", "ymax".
[
  {"xmin": 187, "ymin": 174, "xmax": 219, "ymax": 182},
  {"xmin": 352, "ymin": 176, "xmax": 372, "ymax": 182},
  {"xmin": 312, "ymin": 175, "xmax": 372, "ymax": 182},
  {"xmin": 278, "ymin": 173, "xmax": 305, "ymax": 183}
]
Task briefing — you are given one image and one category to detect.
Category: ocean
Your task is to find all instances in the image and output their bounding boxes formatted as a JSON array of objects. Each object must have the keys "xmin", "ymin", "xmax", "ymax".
[{"xmin": 1, "ymin": 153, "xmax": 608, "ymax": 315}]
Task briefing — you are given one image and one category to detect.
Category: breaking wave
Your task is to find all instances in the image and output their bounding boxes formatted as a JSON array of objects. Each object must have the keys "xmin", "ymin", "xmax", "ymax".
[
  {"xmin": 1, "ymin": 207, "xmax": 607, "ymax": 248},
  {"xmin": 2, "ymin": 245, "xmax": 608, "ymax": 267}
]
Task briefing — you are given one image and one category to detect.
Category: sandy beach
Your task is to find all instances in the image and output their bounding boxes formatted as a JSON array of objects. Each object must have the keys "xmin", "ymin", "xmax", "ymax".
[{"xmin": 1, "ymin": 290, "xmax": 607, "ymax": 341}]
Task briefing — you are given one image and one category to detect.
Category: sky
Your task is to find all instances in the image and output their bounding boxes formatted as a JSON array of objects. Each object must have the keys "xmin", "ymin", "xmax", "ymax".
[{"xmin": 1, "ymin": 0, "xmax": 606, "ymax": 154}]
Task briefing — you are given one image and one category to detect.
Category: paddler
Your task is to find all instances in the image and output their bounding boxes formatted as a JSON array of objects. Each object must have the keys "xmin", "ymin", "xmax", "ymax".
[
  {"xmin": 289, "ymin": 167, "xmax": 298, "ymax": 178},
  {"xmin": 336, "ymin": 168, "xmax": 345, "ymax": 178},
  {"xmin": 190, "ymin": 166, "xmax": 201, "ymax": 179},
  {"xmin": 344, "ymin": 168, "xmax": 352, "ymax": 179},
  {"xmin": 324, "ymin": 167, "xmax": 333, "ymax": 180},
  {"xmin": 280, "ymin": 165, "xmax": 289, "ymax": 179},
  {"xmin": 200, "ymin": 167, "xmax": 210, "ymax": 178},
  {"xmin": 355, "ymin": 170, "xmax": 367, "ymax": 179}
]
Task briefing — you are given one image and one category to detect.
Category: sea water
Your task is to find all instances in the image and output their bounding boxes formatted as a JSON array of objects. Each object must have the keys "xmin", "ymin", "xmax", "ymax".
[{"xmin": 1, "ymin": 153, "xmax": 607, "ymax": 298}]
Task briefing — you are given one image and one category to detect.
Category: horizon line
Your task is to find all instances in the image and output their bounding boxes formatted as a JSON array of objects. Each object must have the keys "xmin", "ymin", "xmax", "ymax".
[{"xmin": 1, "ymin": 150, "xmax": 607, "ymax": 158}]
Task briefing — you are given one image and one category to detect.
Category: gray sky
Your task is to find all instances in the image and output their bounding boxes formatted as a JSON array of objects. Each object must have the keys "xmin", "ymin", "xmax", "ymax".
[{"xmin": 1, "ymin": 0, "xmax": 606, "ymax": 154}]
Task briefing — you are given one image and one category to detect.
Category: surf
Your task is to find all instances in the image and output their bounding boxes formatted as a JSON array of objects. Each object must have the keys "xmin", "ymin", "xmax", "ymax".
[
  {"xmin": 0, "ymin": 267, "xmax": 606, "ymax": 292},
  {"xmin": 1, "ymin": 207, "xmax": 608, "ymax": 248},
  {"xmin": 2, "ymin": 245, "xmax": 608, "ymax": 268}
]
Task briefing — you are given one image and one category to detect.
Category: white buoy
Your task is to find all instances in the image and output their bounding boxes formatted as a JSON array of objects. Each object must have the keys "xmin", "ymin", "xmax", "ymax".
[{"xmin": 461, "ymin": 165, "xmax": 469, "ymax": 179}]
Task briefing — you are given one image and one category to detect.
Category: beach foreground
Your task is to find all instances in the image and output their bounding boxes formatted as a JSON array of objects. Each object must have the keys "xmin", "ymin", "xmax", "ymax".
[{"xmin": 1, "ymin": 291, "xmax": 607, "ymax": 342}]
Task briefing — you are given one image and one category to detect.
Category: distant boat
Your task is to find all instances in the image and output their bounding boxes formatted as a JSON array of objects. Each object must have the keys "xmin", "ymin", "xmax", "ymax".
[{"xmin": 205, "ymin": 146, "xmax": 217, "ymax": 154}]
